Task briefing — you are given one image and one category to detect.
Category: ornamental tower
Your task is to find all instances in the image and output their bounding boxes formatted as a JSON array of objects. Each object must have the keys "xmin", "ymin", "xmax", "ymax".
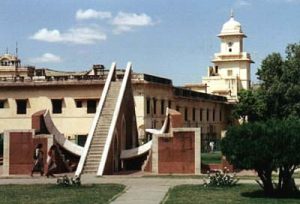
[{"xmin": 202, "ymin": 12, "xmax": 253, "ymax": 102}]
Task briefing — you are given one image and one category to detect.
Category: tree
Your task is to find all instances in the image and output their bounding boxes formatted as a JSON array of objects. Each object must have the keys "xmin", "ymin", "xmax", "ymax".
[
  {"xmin": 233, "ymin": 89, "xmax": 266, "ymax": 122},
  {"xmin": 235, "ymin": 42, "xmax": 300, "ymax": 120},
  {"xmin": 221, "ymin": 119, "xmax": 300, "ymax": 196}
]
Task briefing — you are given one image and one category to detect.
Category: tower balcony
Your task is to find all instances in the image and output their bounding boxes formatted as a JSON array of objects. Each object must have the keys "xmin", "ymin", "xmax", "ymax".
[{"xmin": 212, "ymin": 52, "xmax": 253, "ymax": 63}]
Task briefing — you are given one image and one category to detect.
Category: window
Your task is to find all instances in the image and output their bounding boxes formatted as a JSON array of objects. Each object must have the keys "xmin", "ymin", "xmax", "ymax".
[
  {"xmin": 219, "ymin": 110, "xmax": 222, "ymax": 122},
  {"xmin": 87, "ymin": 100, "xmax": 97, "ymax": 113},
  {"xmin": 192, "ymin": 108, "xmax": 196, "ymax": 121},
  {"xmin": 75, "ymin": 100, "xmax": 83, "ymax": 108},
  {"xmin": 227, "ymin": 70, "xmax": 233, "ymax": 76},
  {"xmin": 161, "ymin": 100, "xmax": 165, "ymax": 115},
  {"xmin": 51, "ymin": 99, "xmax": 63, "ymax": 114},
  {"xmin": 185, "ymin": 107, "xmax": 188, "ymax": 121},
  {"xmin": 229, "ymin": 48, "xmax": 232, "ymax": 52},
  {"xmin": 76, "ymin": 135, "xmax": 87, "ymax": 147},
  {"xmin": 168, "ymin": 100, "xmax": 172, "ymax": 109},
  {"xmin": 0, "ymin": 100, "xmax": 5, "ymax": 108},
  {"xmin": 215, "ymin": 66, "xmax": 218, "ymax": 74},
  {"xmin": 213, "ymin": 109, "xmax": 215, "ymax": 122},
  {"xmin": 146, "ymin": 98, "xmax": 151, "ymax": 114},
  {"xmin": 153, "ymin": 98, "xmax": 157, "ymax": 115},
  {"xmin": 200, "ymin": 108, "xmax": 203, "ymax": 121},
  {"xmin": 16, "ymin": 99, "xmax": 27, "ymax": 114},
  {"xmin": 176, "ymin": 106, "xmax": 180, "ymax": 111},
  {"xmin": 207, "ymin": 109, "xmax": 209, "ymax": 122}
]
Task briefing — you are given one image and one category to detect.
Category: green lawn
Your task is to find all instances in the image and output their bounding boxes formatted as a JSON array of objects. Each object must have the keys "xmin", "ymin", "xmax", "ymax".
[
  {"xmin": 0, "ymin": 184, "xmax": 125, "ymax": 204},
  {"xmin": 163, "ymin": 184, "xmax": 300, "ymax": 204},
  {"xmin": 201, "ymin": 151, "xmax": 222, "ymax": 164}
]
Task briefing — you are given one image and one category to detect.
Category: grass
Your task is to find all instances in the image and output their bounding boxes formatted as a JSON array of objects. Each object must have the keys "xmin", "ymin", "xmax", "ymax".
[
  {"xmin": 0, "ymin": 184, "xmax": 125, "ymax": 204},
  {"xmin": 163, "ymin": 184, "xmax": 300, "ymax": 204},
  {"xmin": 201, "ymin": 151, "xmax": 222, "ymax": 164}
]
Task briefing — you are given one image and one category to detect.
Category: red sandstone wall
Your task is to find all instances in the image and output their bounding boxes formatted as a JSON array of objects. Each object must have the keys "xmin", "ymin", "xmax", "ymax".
[
  {"xmin": 9, "ymin": 132, "xmax": 48, "ymax": 175},
  {"xmin": 158, "ymin": 131, "xmax": 195, "ymax": 174},
  {"xmin": 143, "ymin": 152, "xmax": 152, "ymax": 172}
]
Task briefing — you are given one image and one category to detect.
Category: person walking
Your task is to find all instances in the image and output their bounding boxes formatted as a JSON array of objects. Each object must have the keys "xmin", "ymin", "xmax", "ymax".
[
  {"xmin": 46, "ymin": 145, "xmax": 57, "ymax": 178},
  {"xmin": 31, "ymin": 143, "xmax": 44, "ymax": 176}
]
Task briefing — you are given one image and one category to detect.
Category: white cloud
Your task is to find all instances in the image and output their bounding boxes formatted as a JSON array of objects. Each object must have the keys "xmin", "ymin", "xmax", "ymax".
[
  {"xmin": 76, "ymin": 9, "xmax": 112, "ymax": 20},
  {"xmin": 29, "ymin": 53, "xmax": 62, "ymax": 63},
  {"xmin": 112, "ymin": 12, "xmax": 154, "ymax": 34},
  {"xmin": 239, "ymin": 0, "xmax": 251, "ymax": 6},
  {"xmin": 30, "ymin": 27, "xmax": 107, "ymax": 44},
  {"xmin": 30, "ymin": 28, "xmax": 61, "ymax": 42},
  {"xmin": 235, "ymin": 0, "xmax": 251, "ymax": 7}
]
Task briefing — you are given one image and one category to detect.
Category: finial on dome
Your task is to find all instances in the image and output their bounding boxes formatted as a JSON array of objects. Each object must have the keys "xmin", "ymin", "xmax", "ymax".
[{"xmin": 230, "ymin": 9, "xmax": 234, "ymax": 18}]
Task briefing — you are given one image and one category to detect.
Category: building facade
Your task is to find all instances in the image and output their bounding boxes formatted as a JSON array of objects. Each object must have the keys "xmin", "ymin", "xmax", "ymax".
[
  {"xmin": 186, "ymin": 14, "xmax": 253, "ymax": 102},
  {"xmin": 0, "ymin": 55, "xmax": 230, "ymax": 150}
]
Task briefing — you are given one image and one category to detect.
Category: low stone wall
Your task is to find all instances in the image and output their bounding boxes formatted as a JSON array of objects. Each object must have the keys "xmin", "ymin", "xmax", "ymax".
[{"xmin": 3, "ymin": 130, "xmax": 53, "ymax": 175}]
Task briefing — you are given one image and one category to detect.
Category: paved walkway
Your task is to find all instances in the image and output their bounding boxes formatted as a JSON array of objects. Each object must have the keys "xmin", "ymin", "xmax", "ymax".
[
  {"xmin": 0, "ymin": 174, "xmax": 202, "ymax": 204},
  {"xmin": 81, "ymin": 175, "xmax": 203, "ymax": 204},
  {"xmin": 1, "ymin": 174, "xmax": 300, "ymax": 204}
]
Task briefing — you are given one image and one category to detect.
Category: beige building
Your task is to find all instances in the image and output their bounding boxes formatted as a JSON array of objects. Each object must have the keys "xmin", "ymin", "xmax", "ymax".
[
  {"xmin": 1, "ymin": 15, "xmax": 251, "ymax": 151},
  {"xmin": 0, "ymin": 54, "xmax": 230, "ymax": 150},
  {"xmin": 186, "ymin": 13, "xmax": 253, "ymax": 102}
]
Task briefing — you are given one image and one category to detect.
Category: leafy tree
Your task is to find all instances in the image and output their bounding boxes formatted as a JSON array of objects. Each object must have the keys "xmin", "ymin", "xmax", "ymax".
[
  {"xmin": 221, "ymin": 119, "xmax": 300, "ymax": 196},
  {"xmin": 235, "ymin": 42, "xmax": 300, "ymax": 120},
  {"xmin": 233, "ymin": 89, "xmax": 266, "ymax": 122}
]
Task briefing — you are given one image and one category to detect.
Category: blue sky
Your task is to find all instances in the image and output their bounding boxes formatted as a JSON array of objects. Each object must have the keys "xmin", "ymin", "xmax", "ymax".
[{"xmin": 0, "ymin": 0, "xmax": 299, "ymax": 85}]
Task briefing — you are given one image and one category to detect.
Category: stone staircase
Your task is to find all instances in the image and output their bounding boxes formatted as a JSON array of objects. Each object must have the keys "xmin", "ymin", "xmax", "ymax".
[{"xmin": 82, "ymin": 82, "xmax": 121, "ymax": 174}]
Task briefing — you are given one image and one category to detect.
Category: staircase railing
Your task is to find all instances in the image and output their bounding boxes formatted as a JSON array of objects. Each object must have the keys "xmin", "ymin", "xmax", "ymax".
[
  {"xmin": 75, "ymin": 62, "xmax": 117, "ymax": 176},
  {"xmin": 97, "ymin": 62, "xmax": 132, "ymax": 176}
]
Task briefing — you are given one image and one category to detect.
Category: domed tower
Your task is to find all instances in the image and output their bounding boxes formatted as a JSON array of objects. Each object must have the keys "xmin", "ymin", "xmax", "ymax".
[
  {"xmin": 202, "ymin": 12, "xmax": 253, "ymax": 102},
  {"xmin": 0, "ymin": 53, "xmax": 22, "ymax": 77}
]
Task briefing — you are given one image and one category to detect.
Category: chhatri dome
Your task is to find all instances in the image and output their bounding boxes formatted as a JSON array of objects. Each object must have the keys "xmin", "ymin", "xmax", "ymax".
[{"xmin": 218, "ymin": 11, "xmax": 245, "ymax": 37}]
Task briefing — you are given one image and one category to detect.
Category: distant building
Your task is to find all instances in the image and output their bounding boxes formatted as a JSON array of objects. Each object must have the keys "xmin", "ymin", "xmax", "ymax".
[
  {"xmin": 0, "ymin": 54, "xmax": 230, "ymax": 150},
  {"xmin": 0, "ymin": 14, "xmax": 250, "ymax": 151},
  {"xmin": 186, "ymin": 13, "xmax": 253, "ymax": 102}
]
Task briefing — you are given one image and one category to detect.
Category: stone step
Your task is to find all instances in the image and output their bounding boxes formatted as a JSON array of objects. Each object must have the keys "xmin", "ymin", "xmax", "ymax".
[
  {"xmin": 91, "ymin": 140, "xmax": 106, "ymax": 144},
  {"xmin": 90, "ymin": 143, "xmax": 105, "ymax": 148},
  {"xmin": 86, "ymin": 159, "xmax": 100, "ymax": 163},
  {"xmin": 88, "ymin": 151, "xmax": 102, "ymax": 158},
  {"xmin": 84, "ymin": 166, "xmax": 98, "ymax": 172}
]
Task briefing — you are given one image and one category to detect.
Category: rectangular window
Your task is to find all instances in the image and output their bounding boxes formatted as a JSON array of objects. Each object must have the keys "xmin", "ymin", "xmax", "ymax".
[
  {"xmin": 192, "ymin": 108, "xmax": 196, "ymax": 121},
  {"xmin": 153, "ymin": 98, "xmax": 157, "ymax": 115},
  {"xmin": 207, "ymin": 109, "xmax": 209, "ymax": 122},
  {"xmin": 76, "ymin": 135, "xmax": 88, "ymax": 147},
  {"xmin": 146, "ymin": 98, "xmax": 151, "ymax": 114},
  {"xmin": 168, "ymin": 100, "xmax": 172, "ymax": 109},
  {"xmin": 0, "ymin": 100, "xmax": 5, "ymax": 108},
  {"xmin": 185, "ymin": 107, "xmax": 188, "ymax": 121},
  {"xmin": 87, "ymin": 100, "xmax": 97, "ymax": 113},
  {"xmin": 16, "ymin": 99, "xmax": 27, "ymax": 114},
  {"xmin": 161, "ymin": 99, "xmax": 165, "ymax": 115},
  {"xmin": 75, "ymin": 100, "xmax": 83, "ymax": 108},
  {"xmin": 176, "ymin": 106, "xmax": 180, "ymax": 111},
  {"xmin": 200, "ymin": 108, "xmax": 203, "ymax": 121},
  {"xmin": 227, "ymin": 70, "xmax": 233, "ymax": 76},
  {"xmin": 51, "ymin": 99, "xmax": 63, "ymax": 114}
]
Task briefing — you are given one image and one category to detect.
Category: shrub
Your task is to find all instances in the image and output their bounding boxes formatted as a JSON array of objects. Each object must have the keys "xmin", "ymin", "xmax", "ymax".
[
  {"xmin": 57, "ymin": 175, "xmax": 81, "ymax": 187},
  {"xmin": 203, "ymin": 169, "xmax": 239, "ymax": 188}
]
